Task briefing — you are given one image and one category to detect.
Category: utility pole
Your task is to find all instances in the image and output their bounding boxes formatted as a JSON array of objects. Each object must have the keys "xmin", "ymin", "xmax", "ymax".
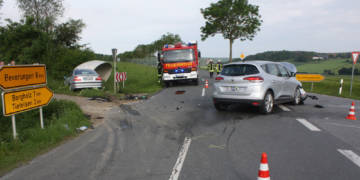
[{"xmin": 112, "ymin": 48, "xmax": 117, "ymax": 93}]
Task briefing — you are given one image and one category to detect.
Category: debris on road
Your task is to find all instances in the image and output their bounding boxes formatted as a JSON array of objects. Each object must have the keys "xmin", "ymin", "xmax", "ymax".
[
  {"xmin": 125, "ymin": 94, "xmax": 148, "ymax": 100},
  {"xmin": 88, "ymin": 96, "xmax": 111, "ymax": 102},
  {"xmin": 76, "ymin": 126, "xmax": 88, "ymax": 132},
  {"xmin": 176, "ymin": 106, "xmax": 182, "ymax": 110},
  {"xmin": 176, "ymin": 90, "xmax": 186, "ymax": 95}
]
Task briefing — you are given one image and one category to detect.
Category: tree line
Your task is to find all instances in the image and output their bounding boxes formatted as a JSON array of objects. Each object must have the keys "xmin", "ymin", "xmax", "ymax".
[
  {"xmin": 119, "ymin": 33, "xmax": 182, "ymax": 60},
  {"xmin": 243, "ymin": 50, "xmax": 352, "ymax": 62}
]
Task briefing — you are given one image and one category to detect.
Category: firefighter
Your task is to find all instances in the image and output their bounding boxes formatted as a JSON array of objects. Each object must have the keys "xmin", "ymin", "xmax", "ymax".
[
  {"xmin": 207, "ymin": 59, "xmax": 215, "ymax": 78},
  {"xmin": 216, "ymin": 60, "xmax": 223, "ymax": 75},
  {"xmin": 157, "ymin": 53, "xmax": 163, "ymax": 83}
]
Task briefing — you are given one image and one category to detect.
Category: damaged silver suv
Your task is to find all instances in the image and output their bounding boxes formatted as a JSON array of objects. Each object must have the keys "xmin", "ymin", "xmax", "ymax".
[{"xmin": 212, "ymin": 61, "xmax": 306, "ymax": 114}]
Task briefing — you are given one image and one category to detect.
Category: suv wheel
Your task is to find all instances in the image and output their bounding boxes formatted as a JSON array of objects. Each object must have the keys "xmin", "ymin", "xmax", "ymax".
[
  {"xmin": 260, "ymin": 91, "xmax": 274, "ymax": 114},
  {"xmin": 292, "ymin": 87, "xmax": 301, "ymax": 105}
]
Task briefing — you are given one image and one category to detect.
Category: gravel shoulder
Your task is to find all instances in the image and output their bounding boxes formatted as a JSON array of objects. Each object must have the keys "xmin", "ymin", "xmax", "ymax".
[{"xmin": 54, "ymin": 94, "xmax": 129, "ymax": 127}]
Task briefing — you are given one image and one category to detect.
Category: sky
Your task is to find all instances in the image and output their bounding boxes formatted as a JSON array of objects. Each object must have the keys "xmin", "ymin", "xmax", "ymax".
[{"xmin": 1, "ymin": 0, "xmax": 360, "ymax": 58}]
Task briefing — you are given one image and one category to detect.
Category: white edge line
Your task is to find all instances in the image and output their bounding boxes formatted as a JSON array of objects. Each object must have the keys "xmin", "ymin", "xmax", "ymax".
[
  {"xmin": 201, "ymin": 88, "xmax": 205, "ymax": 97},
  {"xmin": 296, "ymin": 118, "xmax": 321, "ymax": 132},
  {"xmin": 169, "ymin": 137, "xmax": 192, "ymax": 180},
  {"xmin": 338, "ymin": 149, "xmax": 360, "ymax": 168},
  {"xmin": 278, "ymin": 105, "xmax": 291, "ymax": 112}
]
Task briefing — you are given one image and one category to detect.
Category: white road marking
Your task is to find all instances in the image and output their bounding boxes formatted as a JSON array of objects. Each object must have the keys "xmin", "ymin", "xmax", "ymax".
[
  {"xmin": 169, "ymin": 137, "xmax": 192, "ymax": 180},
  {"xmin": 338, "ymin": 149, "xmax": 360, "ymax": 168},
  {"xmin": 201, "ymin": 88, "xmax": 205, "ymax": 97},
  {"xmin": 278, "ymin": 105, "xmax": 291, "ymax": 111},
  {"xmin": 296, "ymin": 118, "xmax": 321, "ymax": 132}
]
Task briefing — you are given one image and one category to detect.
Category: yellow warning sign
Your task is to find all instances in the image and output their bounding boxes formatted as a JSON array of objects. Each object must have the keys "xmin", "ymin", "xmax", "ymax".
[
  {"xmin": 2, "ymin": 86, "xmax": 53, "ymax": 116},
  {"xmin": 296, "ymin": 74, "xmax": 325, "ymax": 82},
  {"xmin": 240, "ymin": 53, "xmax": 245, "ymax": 60}
]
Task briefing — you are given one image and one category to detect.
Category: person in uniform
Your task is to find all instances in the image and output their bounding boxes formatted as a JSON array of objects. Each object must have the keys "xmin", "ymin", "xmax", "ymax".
[
  {"xmin": 216, "ymin": 60, "xmax": 223, "ymax": 75},
  {"xmin": 208, "ymin": 59, "xmax": 215, "ymax": 78},
  {"xmin": 157, "ymin": 53, "xmax": 163, "ymax": 83}
]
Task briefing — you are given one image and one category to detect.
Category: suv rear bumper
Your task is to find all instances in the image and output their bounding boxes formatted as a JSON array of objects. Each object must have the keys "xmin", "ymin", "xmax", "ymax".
[{"xmin": 213, "ymin": 97, "xmax": 262, "ymax": 105}]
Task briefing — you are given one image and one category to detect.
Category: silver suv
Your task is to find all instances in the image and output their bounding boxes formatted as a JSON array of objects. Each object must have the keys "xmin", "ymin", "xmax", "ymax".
[{"xmin": 212, "ymin": 61, "xmax": 306, "ymax": 113}]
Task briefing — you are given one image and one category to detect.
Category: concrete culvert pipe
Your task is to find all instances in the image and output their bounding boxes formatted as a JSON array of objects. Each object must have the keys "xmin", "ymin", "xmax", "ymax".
[{"xmin": 75, "ymin": 60, "xmax": 112, "ymax": 81}]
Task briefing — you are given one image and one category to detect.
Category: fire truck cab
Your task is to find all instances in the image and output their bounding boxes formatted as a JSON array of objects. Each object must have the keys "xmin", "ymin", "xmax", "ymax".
[{"xmin": 158, "ymin": 41, "xmax": 201, "ymax": 87}]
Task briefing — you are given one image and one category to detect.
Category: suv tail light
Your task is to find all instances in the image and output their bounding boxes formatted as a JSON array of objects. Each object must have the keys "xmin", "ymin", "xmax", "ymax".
[
  {"xmin": 164, "ymin": 69, "xmax": 168, "ymax": 73},
  {"xmin": 73, "ymin": 76, "xmax": 81, "ymax": 81},
  {"xmin": 191, "ymin": 67, "xmax": 197, "ymax": 71},
  {"xmin": 215, "ymin": 76, "xmax": 224, "ymax": 81},
  {"xmin": 96, "ymin": 76, "xmax": 102, "ymax": 81},
  {"xmin": 244, "ymin": 76, "xmax": 264, "ymax": 83}
]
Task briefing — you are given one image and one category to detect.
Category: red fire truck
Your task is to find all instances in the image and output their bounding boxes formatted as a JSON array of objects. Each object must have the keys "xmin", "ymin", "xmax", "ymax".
[{"xmin": 158, "ymin": 41, "xmax": 201, "ymax": 87}]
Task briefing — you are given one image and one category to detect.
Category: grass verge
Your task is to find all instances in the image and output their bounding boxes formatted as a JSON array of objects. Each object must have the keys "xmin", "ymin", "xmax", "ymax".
[
  {"xmin": 0, "ymin": 99, "xmax": 90, "ymax": 176},
  {"xmin": 302, "ymin": 75, "xmax": 360, "ymax": 100}
]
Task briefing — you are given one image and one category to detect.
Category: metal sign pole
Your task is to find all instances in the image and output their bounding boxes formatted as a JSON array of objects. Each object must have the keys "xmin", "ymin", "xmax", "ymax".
[
  {"xmin": 40, "ymin": 107, "xmax": 44, "ymax": 129},
  {"xmin": 112, "ymin": 49, "xmax": 117, "ymax": 93},
  {"xmin": 12, "ymin": 115, "xmax": 17, "ymax": 139},
  {"xmin": 350, "ymin": 63, "xmax": 355, "ymax": 96},
  {"xmin": 339, "ymin": 79, "xmax": 343, "ymax": 95}
]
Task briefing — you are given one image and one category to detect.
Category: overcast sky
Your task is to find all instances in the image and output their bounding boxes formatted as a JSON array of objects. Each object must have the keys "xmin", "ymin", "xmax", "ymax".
[{"xmin": 1, "ymin": 0, "xmax": 360, "ymax": 58}]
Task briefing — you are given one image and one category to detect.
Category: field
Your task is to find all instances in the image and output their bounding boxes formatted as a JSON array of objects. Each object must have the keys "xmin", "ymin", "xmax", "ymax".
[
  {"xmin": 302, "ymin": 75, "xmax": 360, "ymax": 100},
  {"xmin": 49, "ymin": 62, "xmax": 162, "ymax": 97},
  {"xmin": 296, "ymin": 59, "xmax": 352, "ymax": 74}
]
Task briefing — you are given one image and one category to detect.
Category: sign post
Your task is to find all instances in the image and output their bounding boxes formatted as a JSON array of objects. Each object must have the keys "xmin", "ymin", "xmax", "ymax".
[
  {"xmin": 350, "ymin": 52, "xmax": 359, "ymax": 96},
  {"xmin": 11, "ymin": 115, "xmax": 16, "ymax": 139},
  {"xmin": 112, "ymin": 49, "xmax": 117, "ymax": 93}
]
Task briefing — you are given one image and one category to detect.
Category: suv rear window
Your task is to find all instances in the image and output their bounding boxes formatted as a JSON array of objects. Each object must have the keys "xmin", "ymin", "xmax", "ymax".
[{"xmin": 221, "ymin": 64, "xmax": 259, "ymax": 76}]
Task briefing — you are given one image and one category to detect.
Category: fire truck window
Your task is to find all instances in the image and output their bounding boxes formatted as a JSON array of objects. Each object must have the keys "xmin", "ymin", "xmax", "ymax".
[{"xmin": 163, "ymin": 49, "xmax": 194, "ymax": 62}]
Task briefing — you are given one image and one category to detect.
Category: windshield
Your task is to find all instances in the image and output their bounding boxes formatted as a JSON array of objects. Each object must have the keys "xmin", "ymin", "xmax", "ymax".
[
  {"xmin": 221, "ymin": 64, "xmax": 259, "ymax": 76},
  {"xmin": 74, "ymin": 69, "xmax": 98, "ymax": 75},
  {"xmin": 163, "ymin": 49, "xmax": 194, "ymax": 62}
]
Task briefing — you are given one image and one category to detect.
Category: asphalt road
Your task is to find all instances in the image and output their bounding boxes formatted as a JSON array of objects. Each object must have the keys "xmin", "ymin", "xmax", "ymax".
[{"xmin": 3, "ymin": 70, "xmax": 360, "ymax": 180}]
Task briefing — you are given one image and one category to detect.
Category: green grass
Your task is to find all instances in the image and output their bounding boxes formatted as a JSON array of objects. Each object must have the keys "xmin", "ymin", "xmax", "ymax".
[
  {"xmin": 302, "ymin": 75, "xmax": 360, "ymax": 100},
  {"xmin": 297, "ymin": 59, "xmax": 351, "ymax": 74},
  {"xmin": 106, "ymin": 62, "xmax": 162, "ymax": 94},
  {"xmin": 49, "ymin": 62, "xmax": 162, "ymax": 98},
  {"xmin": 0, "ymin": 100, "xmax": 90, "ymax": 175}
]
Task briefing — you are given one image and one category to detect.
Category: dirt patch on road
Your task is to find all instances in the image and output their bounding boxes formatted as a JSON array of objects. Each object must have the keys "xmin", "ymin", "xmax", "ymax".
[{"xmin": 54, "ymin": 94, "xmax": 134, "ymax": 127}]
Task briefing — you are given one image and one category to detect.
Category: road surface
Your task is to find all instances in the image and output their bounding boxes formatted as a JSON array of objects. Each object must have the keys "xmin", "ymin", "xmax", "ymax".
[{"xmin": 3, "ymin": 70, "xmax": 360, "ymax": 180}]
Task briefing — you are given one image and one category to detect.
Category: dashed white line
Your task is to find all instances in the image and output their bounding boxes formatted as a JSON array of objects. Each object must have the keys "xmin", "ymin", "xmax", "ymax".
[
  {"xmin": 338, "ymin": 149, "xmax": 360, "ymax": 168},
  {"xmin": 169, "ymin": 137, "xmax": 192, "ymax": 180},
  {"xmin": 296, "ymin": 118, "xmax": 321, "ymax": 132},
  {"xmin": 278, "ymin": 105, "xmax": 291, "ymax": 111},
  {"xmin": 201, "ymin": 88, "xmax": 205, "ymax": 97}
]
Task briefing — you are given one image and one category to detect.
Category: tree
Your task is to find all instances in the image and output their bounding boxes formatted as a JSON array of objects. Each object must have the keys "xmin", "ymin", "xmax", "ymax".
[
  {"xmin": 54, "ymin": 19, "xmax": 85, "ymax": 48},
  {"xmin": 17, "ymin": 0, "xmax": 64, "ymax": 31},
  {"xmin": 200, "ymin": 0, "xmax": 262, "ymax": 62}
]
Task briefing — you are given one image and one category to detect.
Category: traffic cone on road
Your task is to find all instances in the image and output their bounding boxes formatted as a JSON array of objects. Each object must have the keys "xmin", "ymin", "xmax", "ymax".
[
  {"xmin": 205, "ymin": 80, "xmax": 209, "ymax": 88},
  {"xmin": 258, "ymin": 152, "xmax": 270, "ymax": 180},
  {"xmin": 346, "ymin": 102, "xmax": 356, "ymax": 120}
]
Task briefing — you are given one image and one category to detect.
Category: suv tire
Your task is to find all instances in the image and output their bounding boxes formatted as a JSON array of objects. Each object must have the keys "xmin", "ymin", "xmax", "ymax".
[{"xmin": 260, "ymin": 91, "xmax": 274, "ymax": 114}]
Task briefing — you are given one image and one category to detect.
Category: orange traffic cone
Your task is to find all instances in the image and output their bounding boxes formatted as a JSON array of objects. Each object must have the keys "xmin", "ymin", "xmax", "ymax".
[
  {"xmin": 346, "ymin": 102, "xmax": 356, "ymax": 120},
  {"xmin": 205, "ymin": 80, "xmax": 209, "ymax": 88},
  {"xmin": 258, "ymin": 152, "xmax": 270, "ymax": 180}
]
